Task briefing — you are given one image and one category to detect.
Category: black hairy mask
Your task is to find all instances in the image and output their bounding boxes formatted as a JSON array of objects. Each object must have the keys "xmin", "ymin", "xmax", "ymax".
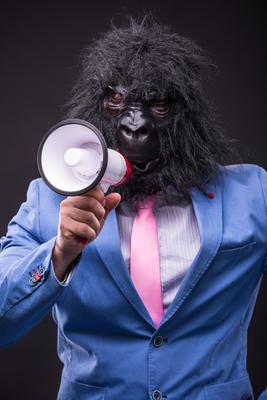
[{"xmin": 66, "ymin": 15, "xmax": 238, "ymax": 202}]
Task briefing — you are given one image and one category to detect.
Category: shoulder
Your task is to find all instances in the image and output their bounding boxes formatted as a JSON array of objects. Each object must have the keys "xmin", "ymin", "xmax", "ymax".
[
  {"xmin": 218, "ymin": 163, "xmax": 266, "ymax": 188},
  {"xmin": 26, "ymin": 178, "xmax": 65, "ymax": 209},
  {"xmin": 215, "ymin": 164, "xmax": 267, "ymax": 215}
]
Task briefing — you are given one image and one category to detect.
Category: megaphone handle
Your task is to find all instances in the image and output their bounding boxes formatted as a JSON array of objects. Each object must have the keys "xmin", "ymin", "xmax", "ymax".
[{"xmin": 99, "ymin": 182, "xmax": 110, "ymax": 193}]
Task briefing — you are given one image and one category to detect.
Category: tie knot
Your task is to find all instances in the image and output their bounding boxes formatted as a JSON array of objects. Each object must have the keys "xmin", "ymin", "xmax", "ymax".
[{"xmin": 137, "ymin": 194, "xmax": 157, "ymax": 210}]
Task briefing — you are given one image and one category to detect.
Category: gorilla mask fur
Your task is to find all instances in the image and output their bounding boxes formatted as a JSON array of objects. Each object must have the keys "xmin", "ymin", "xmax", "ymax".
[{"xmin": 66, "ymin": 16, "xmax": 237, "ymax": 202}]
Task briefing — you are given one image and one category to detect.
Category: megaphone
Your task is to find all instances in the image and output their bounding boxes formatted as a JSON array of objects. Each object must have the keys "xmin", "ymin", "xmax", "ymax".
[{"xmin": 37, "ymin": 119, "xmax": 132, "ymax": 196}]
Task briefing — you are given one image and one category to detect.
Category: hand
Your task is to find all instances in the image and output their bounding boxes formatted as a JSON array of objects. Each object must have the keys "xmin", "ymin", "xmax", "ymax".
[{"xmin": 52, "ymin": 187, "xmax": 121, "ymax": 280}]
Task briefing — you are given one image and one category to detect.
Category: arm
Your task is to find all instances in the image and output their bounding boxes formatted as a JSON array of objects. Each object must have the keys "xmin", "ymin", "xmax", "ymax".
[
  {"xmin": 258, "ymin": 167, "xmax": 267, "ymax": 274},
  {"xmin": 0, "ymin": 180, "xmax": 67, "ymax": 346},
  {"xmin": 257, "ymin": 167, "xmax": 267, "ymax": 400},
  {"xmin": 0, "ymin": 179, "xmax": 120, "ymax": 346}
]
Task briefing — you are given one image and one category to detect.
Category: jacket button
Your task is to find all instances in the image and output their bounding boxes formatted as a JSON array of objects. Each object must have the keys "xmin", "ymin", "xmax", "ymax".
[
  {"xmin": 153, "ymin": 335, "xmax": 164, "ymax": 347},
  {"xmin": 152, "ymin": 390, "xmax": 162, "ymax": 400}
]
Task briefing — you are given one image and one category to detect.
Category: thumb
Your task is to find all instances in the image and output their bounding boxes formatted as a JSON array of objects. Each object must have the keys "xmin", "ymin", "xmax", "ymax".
[{"xmin": 103, "ymin": 193, "xmax": 121, "ymax": 215}]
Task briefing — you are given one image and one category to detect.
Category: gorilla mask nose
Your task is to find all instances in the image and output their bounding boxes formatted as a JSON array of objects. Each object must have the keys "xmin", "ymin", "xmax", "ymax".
[
  {"xmin": 118, "ymin": 109, "xmax": 152, "ymax": 140},
  {"xmin": 117, "ymin": 107, "xmax": 160, "ymax": 170}
]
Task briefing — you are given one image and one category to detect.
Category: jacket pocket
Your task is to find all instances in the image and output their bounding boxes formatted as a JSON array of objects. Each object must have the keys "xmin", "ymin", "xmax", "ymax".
[
  {"xmin": 204, "ymin": 375, "xmax": 253, "ymax": 400},
  {"xmin": 57, "ymin": 374, "xmax": 106, "ymax": 400},
  {"xmin": 218, "ymin": 240, "xmax": 256, "ymax": 253}
]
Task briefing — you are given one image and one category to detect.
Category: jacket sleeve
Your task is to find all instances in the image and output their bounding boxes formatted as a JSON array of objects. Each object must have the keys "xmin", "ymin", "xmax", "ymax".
[
  {"xmin": 258, "ymin": 169, "xmax": 267, "ymax": 398},
  {"xmin": 0, "ymin": 180, "xmax": 68, "ymax": 346},
  {"xmin": 258, "ymin": 167, "xmax": 267, "ymax": 274},
  {"xmin": 258, "ymin": 389, "xmax": 267, "ymax": 400}
]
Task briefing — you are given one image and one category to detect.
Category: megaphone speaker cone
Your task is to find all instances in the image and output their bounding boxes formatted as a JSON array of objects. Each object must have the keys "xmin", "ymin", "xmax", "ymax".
[{"xmin": 37, "ymin": 119, "xmax": 131, "ymax": 196}]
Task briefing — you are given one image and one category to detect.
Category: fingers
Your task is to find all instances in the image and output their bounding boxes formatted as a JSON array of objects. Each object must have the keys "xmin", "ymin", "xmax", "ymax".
[
  {"xmin": 53, "ymin": 188, "xmax": 121, "ymax": 274},
  {"xmin": 78, "ymin": 186, "xmax": 105, "ymax": 203},
  {"xmin": 63, "ymin": 197, "xmax": 106, "ymax": 221},
  {"xmin": 104, "ymin": 193, "xmax": 121, "ymax": 214},
  {"xmin": 60, "ymin": 219, "xmax": 97, "ymax": 243},
  {"xmin": 64, "ymin": 209, "xmax": 102, "ymax": 236},
  {"xmin": 59, "ymin": 189, "xmax": 121, "ymax": 247}
]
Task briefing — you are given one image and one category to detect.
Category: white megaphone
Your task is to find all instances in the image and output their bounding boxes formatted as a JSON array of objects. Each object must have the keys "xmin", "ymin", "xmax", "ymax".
[{"xmin": 37, "ymin": 119, "xmax": 132, "ymax": 195}]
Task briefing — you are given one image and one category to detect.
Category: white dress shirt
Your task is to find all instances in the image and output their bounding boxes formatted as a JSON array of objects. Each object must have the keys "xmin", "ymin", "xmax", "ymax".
[{"xmin": 116, "ymin": 189, "xmax": 200, "ymax": 311}]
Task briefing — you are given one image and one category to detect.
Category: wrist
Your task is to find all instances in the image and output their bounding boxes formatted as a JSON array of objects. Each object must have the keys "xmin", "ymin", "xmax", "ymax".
[{"xmin": 52, "ymin": 242, "xmax": 81, "ymax": 281}]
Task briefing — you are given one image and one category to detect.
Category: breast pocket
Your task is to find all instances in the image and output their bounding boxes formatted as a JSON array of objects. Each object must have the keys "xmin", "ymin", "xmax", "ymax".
[
  {"xmin": 57, "ymin": 374, "xmax": 106, "ymax": 400},
  {"xmin": 214, "ymin": 241, "xmax": 256, "ymax": 271},
  {"xmin": 218, "ymin": 239, "xmax": 256, "ymax": 253},
  {"xmin": 204, "ymin": 375, "xmax": 253, "ymax": 400}
]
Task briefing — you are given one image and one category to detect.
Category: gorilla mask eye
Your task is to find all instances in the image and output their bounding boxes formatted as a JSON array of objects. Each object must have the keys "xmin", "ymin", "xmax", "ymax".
[
  {"xmin": 151, "ymin": 98, "xmax": 170, "ymax": 118},
  {"xmin": 104, "ymin": 89, "xmax": 127, "ymax": 117},
  {"xmin": 110, "ymin": 92, "xmax": 124, "ymax": 104}
]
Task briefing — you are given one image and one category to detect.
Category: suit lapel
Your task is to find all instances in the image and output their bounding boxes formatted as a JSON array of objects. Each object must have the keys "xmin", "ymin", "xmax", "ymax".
[
  {"xmin": 95, "ymin": 176, "xmax": 223, "ymax": 328},
  {"xmin": 94, "ymin": 210, "xmax": 154, "ymax": 327},
  {"xmin": 162, "ymin": 178, "xmax": 223, "ymax": 325}
]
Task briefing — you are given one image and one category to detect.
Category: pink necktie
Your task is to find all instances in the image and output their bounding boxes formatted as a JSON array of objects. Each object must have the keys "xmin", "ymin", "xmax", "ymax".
[{"xmin": 130, "ymin": 195, "xmax": 164, "ymax": 327}]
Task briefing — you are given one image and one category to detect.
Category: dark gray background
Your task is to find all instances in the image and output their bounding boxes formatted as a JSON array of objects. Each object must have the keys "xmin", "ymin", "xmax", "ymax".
[{"xmin": 0, "ymin": 1, "xmax": 266, "ymax": 398}]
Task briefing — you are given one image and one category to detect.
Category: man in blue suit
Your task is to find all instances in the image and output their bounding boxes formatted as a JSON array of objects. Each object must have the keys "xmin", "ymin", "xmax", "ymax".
[{"xmin": 0, "ymin": 16, "xmax": 266, "ymax": 400}]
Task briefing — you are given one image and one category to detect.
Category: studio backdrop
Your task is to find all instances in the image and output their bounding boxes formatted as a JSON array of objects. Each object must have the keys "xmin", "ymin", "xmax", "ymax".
[{"xmin": 0, "ymin": 1, "xmax": 266, "ymax": 399}]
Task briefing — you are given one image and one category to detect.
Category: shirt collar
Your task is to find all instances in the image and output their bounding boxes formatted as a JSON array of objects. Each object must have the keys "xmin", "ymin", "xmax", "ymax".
[{"xmin": 117, "ymin": 185, "xmax": 190, "ymax": 216}]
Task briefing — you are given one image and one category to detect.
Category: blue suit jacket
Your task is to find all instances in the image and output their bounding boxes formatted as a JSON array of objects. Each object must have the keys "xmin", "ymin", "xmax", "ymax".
[{"xmin": 1, "ymin": 164, "xmax": 267, "ymax": 400}]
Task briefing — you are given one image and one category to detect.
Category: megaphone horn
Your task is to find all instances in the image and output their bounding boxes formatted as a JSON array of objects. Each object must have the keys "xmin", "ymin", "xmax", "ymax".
[{"xmin": 37, "ymin": 119, "xmax": 132, "ymax": 196}]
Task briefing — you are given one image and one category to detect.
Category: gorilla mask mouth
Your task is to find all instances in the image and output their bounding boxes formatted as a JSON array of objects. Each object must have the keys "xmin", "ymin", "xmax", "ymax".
[{"xmin": 130, "ymin": 157, "xmax": 160, "ymax": 173}]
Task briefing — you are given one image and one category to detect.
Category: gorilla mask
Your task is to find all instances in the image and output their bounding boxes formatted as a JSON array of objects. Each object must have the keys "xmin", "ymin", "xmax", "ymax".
[
  {"xmin": 66, "ymin": 15, "xmax": 237, "ymax": 202},
  {"xmin": 104, "ymin": 85, "xmax": 164, "ymax": 174}
]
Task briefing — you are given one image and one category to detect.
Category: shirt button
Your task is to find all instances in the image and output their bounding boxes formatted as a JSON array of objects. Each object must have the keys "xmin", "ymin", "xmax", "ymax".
[
  {"xmin": 152, "ymin": 390, "xmax": 162, "ymax": 400},
  {"xmin": 153, "ymin": 335, "xmax": 164, "ymax": 347}
]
